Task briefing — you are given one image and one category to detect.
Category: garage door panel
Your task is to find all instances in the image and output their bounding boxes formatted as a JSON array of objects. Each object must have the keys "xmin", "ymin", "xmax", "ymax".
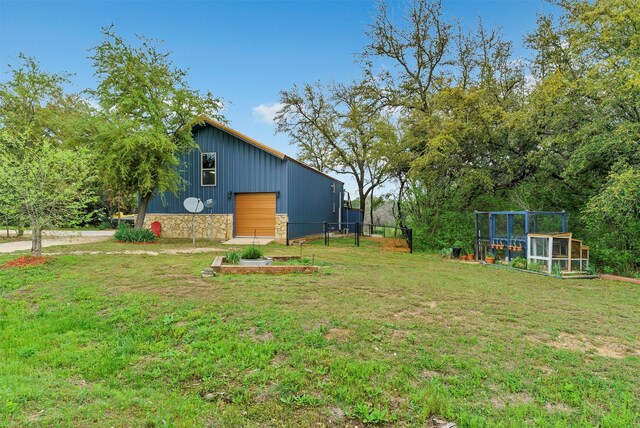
[{"xmin": 235, "ymin": 193, "xmax": 276, "ymax": 236}]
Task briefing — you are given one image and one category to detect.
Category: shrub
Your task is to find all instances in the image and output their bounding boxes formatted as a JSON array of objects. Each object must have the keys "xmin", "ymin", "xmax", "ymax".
[
  {"xmin": 114, "ymin": 223, "xmax": 157, "ymax": 243},
  {"xmin": 528, "ymin": 261, "xmax": 542, "ymax": 272},
  {"xmin": 225, "ymin": 251, "xmax": 240, "ymax": 264},
  {"xmin": 510, "ymin": 257, "xmax": 527, "ymax": 269},
  {"xmin": 240, "ymin": 246, "xmax": 264, "ymax": 259}
]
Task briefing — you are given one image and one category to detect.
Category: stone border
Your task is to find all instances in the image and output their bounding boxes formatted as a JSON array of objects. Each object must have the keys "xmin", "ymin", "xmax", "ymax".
[{"xmin": 204, "ymin": 255, "xmax": 318, "ymax": 276}]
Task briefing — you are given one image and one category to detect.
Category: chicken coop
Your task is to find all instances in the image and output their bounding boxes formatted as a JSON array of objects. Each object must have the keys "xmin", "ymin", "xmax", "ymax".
[
  {"xmin": 527, "ymin": 232, "xmax": 590, "ymax": 274},
  {"xmin": 474, "ymin": 210, "xmax": 590, "ymax": 274}
]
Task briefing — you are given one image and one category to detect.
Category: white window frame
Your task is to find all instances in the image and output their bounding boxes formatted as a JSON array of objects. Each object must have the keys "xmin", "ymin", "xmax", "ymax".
[{"xmin": 201, "ymin": 152, "xmax": 217, "ymax": 187}]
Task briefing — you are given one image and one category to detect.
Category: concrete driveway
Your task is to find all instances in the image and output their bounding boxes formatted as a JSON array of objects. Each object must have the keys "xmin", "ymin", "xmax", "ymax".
[{"xmin": 0, "ymin": 230, "xmax": 115, "ymax": 254}]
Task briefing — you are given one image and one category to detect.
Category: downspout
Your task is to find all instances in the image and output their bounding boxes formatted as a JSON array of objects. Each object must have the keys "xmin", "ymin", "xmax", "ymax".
[{"xmin": 338, "ymin": 188, "xmax": 342, "ymax": 231}]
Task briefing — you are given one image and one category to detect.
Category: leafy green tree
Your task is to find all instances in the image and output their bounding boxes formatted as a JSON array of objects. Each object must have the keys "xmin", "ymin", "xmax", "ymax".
[
  {"xmin": 0, "ymin": 55, "xmax": 95, "ymax": 254},
  {"xmin": 88, "ymin": 26, "xmax": 223, "ymax": 229},
  {"xmin": 276, "ymin": 81, "xmax": 393, "ymax": 217},
  {"xmin": 0, "ymin": 134, "xmax": 95, "ymax": 255}
]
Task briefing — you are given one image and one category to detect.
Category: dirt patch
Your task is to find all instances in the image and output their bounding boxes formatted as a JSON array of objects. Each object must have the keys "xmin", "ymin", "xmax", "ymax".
[
  {"xmin": 325, "ymin": 328, "xmax": 353, "ymax": 342},
  {"xmin": 544, "ymin": 402, "xmax": 572, "ymax": 413},
  {"xmin": 422, "ymin": 370, "xmax": 441, "ymax": 380},
  {"xmin": 382, "ymin": 238, "xmax": 410, "ymax": 253},
  {"xmin": 491, "ymin": 392, "xmax": 534, "ymax": 409},
  {"xmin": 1, "ymin": 256, "xmax": 50, "ymax": 269},
  {"xmin": 161, "ymin": 274, "xmax": 208, "ymax": 286},
  {"xmin": 244, "ymin": 327, "xmax": 274, "ymax": 342},
  {"xmin": 549, "ymin": 332, "xmax": 637, "ymax": 359}
]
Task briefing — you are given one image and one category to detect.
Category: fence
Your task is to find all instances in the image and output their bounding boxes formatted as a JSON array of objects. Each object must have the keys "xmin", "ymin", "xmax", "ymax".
[{"xmin": 286, "ymin": 221, "xmax": 412, "ymax": 253}]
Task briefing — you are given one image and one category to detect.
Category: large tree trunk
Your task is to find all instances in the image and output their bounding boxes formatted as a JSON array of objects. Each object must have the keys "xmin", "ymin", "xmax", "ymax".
[
  {"xmin": 31, "ymin": 224, "xmax": 42, "ymax": 256},
  {"xmin": 395, "ymin": 178, "xmax": 406, "ymax": 229},
  {"xmin": 358, "ymin": 188, "xmax": 366, "ymax": 225},
  {"xmin": 135, "ymin": 192, "xmax": 153, "ymax": 230},
  {"xmin": 369, "ymin": 186, "xmax": 375, "ymax": 225}
]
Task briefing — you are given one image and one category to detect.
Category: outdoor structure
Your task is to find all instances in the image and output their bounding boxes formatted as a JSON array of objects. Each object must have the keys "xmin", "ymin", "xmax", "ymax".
[
  {"xmin": 474, "ymin": 210, "xmax": 590, "ymax": 274},
  {"xmin": 144, "ymin": 118, "xmax": 348, "ymax": 242},
  {"xmin": 527, "ymin": 232, "xmax": 590, "ymax": 274},
  {"xmin": 474, "ymin": 210, "xmax": 567, "ymax": 261}
]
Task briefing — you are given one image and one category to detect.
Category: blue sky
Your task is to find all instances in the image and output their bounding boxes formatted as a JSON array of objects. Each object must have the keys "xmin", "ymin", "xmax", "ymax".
[{"xmin": 0, "ymin": 0, "xmax": 557, "ymax": 194}]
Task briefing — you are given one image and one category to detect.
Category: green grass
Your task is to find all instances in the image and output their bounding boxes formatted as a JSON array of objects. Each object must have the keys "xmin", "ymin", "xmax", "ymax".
[{"xmin": 0, "ymin": 238, "xmax": 639, "ymax": 427}]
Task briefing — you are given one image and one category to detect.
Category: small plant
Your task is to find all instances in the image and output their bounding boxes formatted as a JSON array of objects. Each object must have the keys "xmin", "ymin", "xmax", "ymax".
[
  {"xmin": 486, "ymin": 250, "xmax": 496, "ymax": 258},
  {"xmin": 551, "ymin": 262, "xmax": 562, "ymax": 276},
  {"xmin": 114, "ymin": 223, "xmax": 157, "ymax": 243},
  {"xmin": 240, "ymin": 246, "xmax": 264, "ymax": 260},
  {"xmin": 440, "ymin": 247, "xmax": 452, "ymax": 258},
  {"xmin": 225, "ymin": 251, "xmax": 240, "ymax": 264},
  {"xmin": 453, "ymin": 241, "xmax": 463, "ymax": 248},
  {"xmin": 510, "ymin": 257, "xmax": 527, "ymax": 270},
  {"xmin": 528, "ymin": 261, "xmax": 542, "ymax": 272}
]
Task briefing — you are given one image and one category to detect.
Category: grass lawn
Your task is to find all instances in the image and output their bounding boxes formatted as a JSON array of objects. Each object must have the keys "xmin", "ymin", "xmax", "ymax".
[{"xmin": 1, "ymin": 237, "xmax": 638, "ymax": 427}]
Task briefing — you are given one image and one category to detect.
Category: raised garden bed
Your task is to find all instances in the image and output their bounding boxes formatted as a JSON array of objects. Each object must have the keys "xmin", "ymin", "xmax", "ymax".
[{"xmin": 203, "ymin": 255, "xmax": 318, "ymax": 276}]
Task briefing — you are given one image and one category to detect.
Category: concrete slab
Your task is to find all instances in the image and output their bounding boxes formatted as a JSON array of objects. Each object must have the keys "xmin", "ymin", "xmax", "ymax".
[{"xmin": 223, "ymin": 237, "xmax": 274, "ymax": 245}]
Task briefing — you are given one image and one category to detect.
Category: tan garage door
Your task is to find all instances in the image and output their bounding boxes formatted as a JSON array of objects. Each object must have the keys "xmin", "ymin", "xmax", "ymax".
[{"xmin": 235, "ymin": 193, "xmax": 276, "ymax": 237}]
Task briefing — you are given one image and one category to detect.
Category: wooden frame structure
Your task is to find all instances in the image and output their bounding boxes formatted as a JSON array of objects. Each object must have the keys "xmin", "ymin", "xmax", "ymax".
[{"xmin": 527, "ymin": 232, "xmax": 590, "ymax": 274}]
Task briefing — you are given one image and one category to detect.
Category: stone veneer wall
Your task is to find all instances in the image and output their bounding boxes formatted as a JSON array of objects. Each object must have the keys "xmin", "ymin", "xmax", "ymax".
[
  {"xmin": 143, "ymin": 214, "xmax": 233, "ymax": 240},
  {"xmin": 275, "ymin": 214, "xmax": 288, "ymax": 242}
]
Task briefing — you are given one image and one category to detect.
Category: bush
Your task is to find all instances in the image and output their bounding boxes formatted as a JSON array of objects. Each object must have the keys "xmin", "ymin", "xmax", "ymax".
[
  {"xmin": 225, "ymin": 251, "xmax": 240, "ymax": 264},
  {"xmin": 241, "ymin": 246, "xmax": 264, "ymax": 259},
  {"xmin": 114, "ymin": 223, "xmax": 157, "ymax": 243},
  {"xmin": 510, "ymin": 257, "xmax": 527, "ymax": 269},
  {"xmin": 528, "ymin": 261, "xmax": 542, "ymax": 272}
]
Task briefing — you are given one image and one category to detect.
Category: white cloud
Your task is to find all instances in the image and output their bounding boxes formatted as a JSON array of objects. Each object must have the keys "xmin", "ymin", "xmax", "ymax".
[{"xmin": 252, "ymin": 102, "xmax": 285, "ymax": 124}]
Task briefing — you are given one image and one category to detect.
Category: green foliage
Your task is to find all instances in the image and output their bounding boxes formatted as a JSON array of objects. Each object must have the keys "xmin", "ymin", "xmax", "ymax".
[
  {"xmin": 527, "ymin": 261, "xmax": 542, "ymax": 273},
  {"xmin": 88, "ymin": 26, "xmax": 223, "ymax": 229},
  {"xmin": 551, "ymin": 263, "xmax": 562, "ymax": 277},
  {"xmin": 510, "ymin": 257, "xmax": 527, "ymax": 270},
  {"xmin": 582, "ymin": 165, "xmax": 640, "ymax": 276},
  {"xmin": 0, "ymin": 55, "xmax": 95, "ymax": 255},
  {"xmin": 225, "ymin": 251, "xmax": 240, "ymax": 264},
  {"xmin": 350, "ymin": 403, "xmax": 392, "ymax": 424},
  {"xmin": 240, "ymin": 246, "xmax": 264, "ymax": 260},
  {"xmin": 439, "ymin": 247, "xmax": 452, "ymax": 258},
  {"xmin": 114, "ymin": 223, "xmax": 157, "ymax": 243}
]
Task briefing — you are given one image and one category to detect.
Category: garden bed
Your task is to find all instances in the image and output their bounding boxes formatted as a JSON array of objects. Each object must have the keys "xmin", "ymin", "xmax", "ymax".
[{"xmin": 205, "ymin": 255, "xmax": 318, "ymax": 276}]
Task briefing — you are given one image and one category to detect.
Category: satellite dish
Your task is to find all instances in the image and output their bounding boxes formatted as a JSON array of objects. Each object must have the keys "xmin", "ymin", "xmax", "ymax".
[
  {"xmin": 204, "ymin": 199, "xmax": 215, "ymax": 209},
  {"xmin": 183, "ymin": 197, "xmax": 204, "ymax": 213}
]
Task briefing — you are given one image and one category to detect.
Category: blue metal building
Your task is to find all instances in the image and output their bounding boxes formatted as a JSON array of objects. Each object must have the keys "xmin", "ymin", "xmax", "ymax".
[{"xmin": 144, "ymin": 118, "xmax": 346, "ymax": 241}]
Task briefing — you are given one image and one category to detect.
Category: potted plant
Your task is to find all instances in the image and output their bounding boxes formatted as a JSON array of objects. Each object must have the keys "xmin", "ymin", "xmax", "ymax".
[
  {"xmin": 460, "ymin": 254, "xmax": 468, "ymax": 261},
  {"xmin": 466, "ymin": 247, "xmax": 475, "ymax": 261},
  {"xmin": 485, "ymin": 250, "xmax": 496, "ymax": 264},
  {"xmin": 451, "ymin": 241, "xmax": 463, "ymax": 259}
]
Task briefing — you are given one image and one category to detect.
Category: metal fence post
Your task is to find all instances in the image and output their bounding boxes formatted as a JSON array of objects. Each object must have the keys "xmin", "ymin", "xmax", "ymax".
[
  {"xmin": 355, "ymin": 222, "xmax": 360, "ymax": 247},
  {"xmin": 323, "ymin": 221, "xmax": 328, "ymax": 246},
  {"xmin": 286, "ymin": 222, "xmax": 289, "ymax": 246},
  {"xmin": 408, "ymin": 228, "xmax": 413, "ymax": 253}
]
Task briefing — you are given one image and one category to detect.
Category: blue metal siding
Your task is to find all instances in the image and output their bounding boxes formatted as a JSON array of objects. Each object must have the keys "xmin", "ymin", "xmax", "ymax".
[
  {"xmin": 147, "ymin": 125, "xmax": 287, "ymax": 214},
  {"xmin": 286, "ymin": 161, "xmax": 343, "ymax": 239}
]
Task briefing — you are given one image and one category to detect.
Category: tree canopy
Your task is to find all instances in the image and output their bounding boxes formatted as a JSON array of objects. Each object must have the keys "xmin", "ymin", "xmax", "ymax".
[{"xmin": 89, "ymin": 26, "xmax": 224, "ymax": 228}]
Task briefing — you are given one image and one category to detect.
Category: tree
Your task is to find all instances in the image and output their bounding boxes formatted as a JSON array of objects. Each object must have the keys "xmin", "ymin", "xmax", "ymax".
[
  {"xmin": 0, "ymin": 55, "xmax": 95, "ymax": 255},
  {"xmin": 275, "ymin": 81, "xmax": 392, "ymax": 217},
  {"xmin": 0, "ymin": 134, "xmax": 95, "ymax": 255},
  {"xmin": 89, "ymin": 26, "xmax": 223, "ymax": 229}
]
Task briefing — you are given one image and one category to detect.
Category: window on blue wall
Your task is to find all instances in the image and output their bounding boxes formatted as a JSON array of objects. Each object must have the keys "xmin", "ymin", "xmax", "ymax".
[{"xmin": 201, "ymin": 153, "xmax": 216, "ymax": 186}]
